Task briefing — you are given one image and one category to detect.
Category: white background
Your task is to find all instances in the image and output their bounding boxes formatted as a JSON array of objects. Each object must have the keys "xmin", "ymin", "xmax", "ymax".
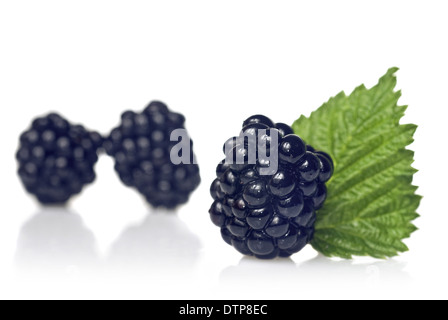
[{"xmin": 0, "ymin": 0, "xmax": 447, "ymax": 300}]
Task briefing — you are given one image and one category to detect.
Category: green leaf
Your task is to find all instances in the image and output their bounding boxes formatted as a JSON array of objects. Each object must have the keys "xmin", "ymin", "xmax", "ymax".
[{"xmin": 292, "ymin": 68, "xmax": 421, "ymax": 259}]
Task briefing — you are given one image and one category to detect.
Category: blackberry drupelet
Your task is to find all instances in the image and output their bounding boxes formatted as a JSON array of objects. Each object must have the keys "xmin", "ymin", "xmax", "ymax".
[
  {"xmin": 209, "ymin": 114, "xmax": 333, "ymax": 259},
  {"xmin": 16, "ymin": 113, "xmax": 103, "ymax": 204},
  {"xmin": 104, "ymin": 101, "xmax": 201, "ymax": 209}
]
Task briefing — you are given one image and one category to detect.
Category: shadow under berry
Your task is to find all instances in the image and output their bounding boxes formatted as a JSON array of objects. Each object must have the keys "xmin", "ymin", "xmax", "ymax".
[
  {"xmin": 219, "ymin": 254, "xmax": 411, "ymax": 298},
  {"xmin": 15, "ymin": 208, "xmax": 99, "ymax": 276},
  {"xmin": 107, "ymin": 210, "xmax": 202, "ymax": 275}
]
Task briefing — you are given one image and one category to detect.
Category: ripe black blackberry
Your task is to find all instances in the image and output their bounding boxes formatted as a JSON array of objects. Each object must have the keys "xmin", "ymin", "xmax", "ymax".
[
  {"xmin": 104, "ymin": 101, "xmax": 201, "ymax": 209},
  {"xmin": 16, "ymin": 113, "xmax": 103, "ymax": 204},
  {"xmin": 209, "ymin": 115, "xmax": 333, "ymax": 259}
]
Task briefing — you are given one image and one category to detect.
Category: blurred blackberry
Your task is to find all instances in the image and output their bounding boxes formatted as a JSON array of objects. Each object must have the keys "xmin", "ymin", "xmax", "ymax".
[
  {"xmin": 209, "ymin": 114, "xmax": 333, "ymax": 259},
  {"xmin": 16, "ymin": 113, "xmax": 103, "ymax": 204},
  {"xmin": 104, "ymin": 101, "xmax": 200, "ymax": 209}
]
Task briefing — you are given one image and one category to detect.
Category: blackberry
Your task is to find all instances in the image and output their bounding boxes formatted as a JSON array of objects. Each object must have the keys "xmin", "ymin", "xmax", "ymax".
[
  {"xmin": 104, "ymin": 101, "xmax": 201, "ymax": 209},
  {"xmin": 16, "ymin": 113, "xmax": 103, "ymax": 204},
  {"xmin": 209, "ymin": 115, "xmax": 333, "ymax": 259}
]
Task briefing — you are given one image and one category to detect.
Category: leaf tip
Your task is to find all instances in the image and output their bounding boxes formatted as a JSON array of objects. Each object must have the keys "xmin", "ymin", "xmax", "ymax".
[
  {"xmin": 377, "ymin": 67, "xmax": 400, "ymax": 86},
  {"xmin": 399, "ymin": 242, "xmax": 410, "ymax": 253},
  {"xmin": 387, "ymin": 66, "xmax": 400, "ymax": 75}
]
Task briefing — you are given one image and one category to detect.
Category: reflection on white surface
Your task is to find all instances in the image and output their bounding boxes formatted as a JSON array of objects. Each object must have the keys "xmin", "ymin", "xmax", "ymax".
[
  {"xmin": 108, "ymin": 211, "xmax": 202, "ymax": 274},
  {"xmin": 297, "ymin": 254, "xmax": 411, "ymax": 287},
  {"xmin": 14, "ymin": 208, "xmax": 202, "ymax": 278},
  {"xmin": 15, "ymin": 208, "xmax": 98, "ymax": 275},
  {"xmin": 220, "ymin": 254, "xmax": 411, "ymax": 296},
  {"xmin": 13, "ymin": 208, "xmax": 411, "ymax": 298},
  {"xmin": 220, "ymin": 256, "xmax": 298, "ymax": 293}
]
